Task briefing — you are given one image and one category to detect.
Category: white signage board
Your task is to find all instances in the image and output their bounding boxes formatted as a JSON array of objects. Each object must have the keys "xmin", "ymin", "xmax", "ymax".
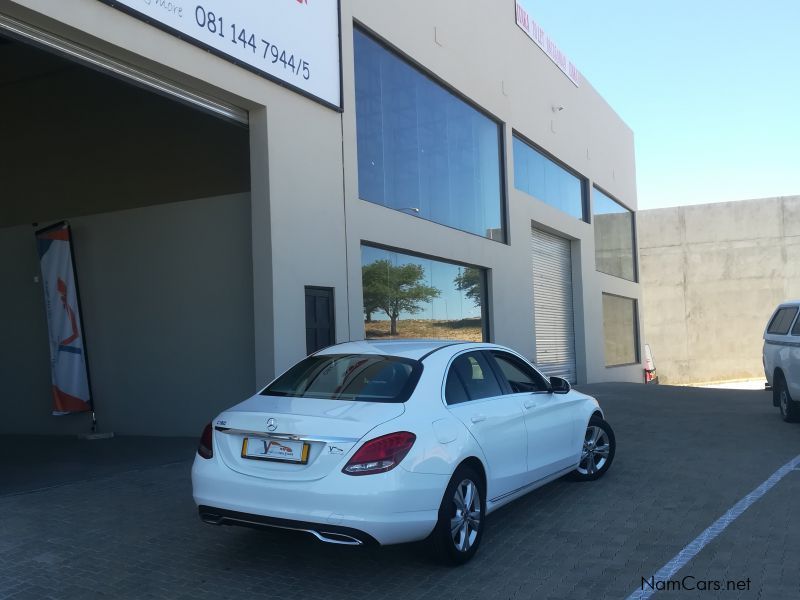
[
  {"xmin": 515, "ymin": 2, "xmax": 580, "ymax": 87},
  {"xmin": 100, "ymin": 0, "xmax": 342, "ymax": 108}
]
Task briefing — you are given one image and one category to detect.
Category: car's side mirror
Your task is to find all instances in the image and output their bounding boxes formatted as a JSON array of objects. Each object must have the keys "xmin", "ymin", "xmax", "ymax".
[{"xmin": 549, "ymin": 377, "xmax": 571, "ymax": 394}]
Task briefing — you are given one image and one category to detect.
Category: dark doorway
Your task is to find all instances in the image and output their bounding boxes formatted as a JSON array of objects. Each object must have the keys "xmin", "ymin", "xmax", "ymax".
[{"xmin": 305, "ymin": 287, "xmax": 335, "ymax": 354}]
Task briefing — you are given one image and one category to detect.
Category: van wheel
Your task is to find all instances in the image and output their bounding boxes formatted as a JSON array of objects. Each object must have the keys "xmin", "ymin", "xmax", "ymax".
[
  {"xmin": 429, "ymin": 465, "xmax": 485, "ymax": 565},
  {"xmin": 777, "ymin": 376, "xmax": 799, "ymax": 422}
]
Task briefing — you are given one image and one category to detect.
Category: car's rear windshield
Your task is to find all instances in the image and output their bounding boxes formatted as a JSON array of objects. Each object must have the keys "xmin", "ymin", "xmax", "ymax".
[{"xmin": 262, "ymin": 354, "xmax": 422, "ymax": 403}]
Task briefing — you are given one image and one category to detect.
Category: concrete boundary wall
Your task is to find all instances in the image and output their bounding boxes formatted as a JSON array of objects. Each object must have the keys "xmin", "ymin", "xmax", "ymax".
[{"xmin": 638, "ymin": 195, "xmax": 800, "ymax": 384}]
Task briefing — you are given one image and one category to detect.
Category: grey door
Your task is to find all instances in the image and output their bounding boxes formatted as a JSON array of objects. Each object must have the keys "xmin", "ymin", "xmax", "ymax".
[
  {"xmin": 531, "ymin": 227, "xmax": 577, "ymax": 383},
  {"xmin": 305, "ymin": 287, "xmax": 334, "ymax": 355}
]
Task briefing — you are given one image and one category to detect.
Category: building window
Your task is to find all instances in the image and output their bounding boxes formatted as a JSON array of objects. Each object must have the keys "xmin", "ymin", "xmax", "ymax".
[
  {"xmin": 354, "ymin": 28, "xmax": 505, "ymax": 242},
  {"xmin": 593, "ymin": 187, "xmax": 636, "ymax": 281},
  {"xmin": 512, "ymin": 135, "xmax": 586, "ymax": 221},
  {"xmin": 602, "ymin": 293, "xmax": 639, "ymax": 366},
  {"xmin": 361, "ymin": 245, "xmax": 487, "ymax": 342}
]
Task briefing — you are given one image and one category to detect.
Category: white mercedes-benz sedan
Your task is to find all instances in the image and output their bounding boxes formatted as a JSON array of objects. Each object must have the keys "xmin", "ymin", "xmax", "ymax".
[{"xmin": 192, "ymin": 339, "xmax": 615, "ymax": 564}]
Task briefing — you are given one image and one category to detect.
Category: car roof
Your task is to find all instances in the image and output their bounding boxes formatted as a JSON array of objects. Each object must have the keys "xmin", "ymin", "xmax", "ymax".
[
  {"xmin": 777, "ymin": 300, "xmax": 800, "ymax": 307},
  {"xmin": 315, "ymin": 339, "xmax": 503, "ymax": 360}
]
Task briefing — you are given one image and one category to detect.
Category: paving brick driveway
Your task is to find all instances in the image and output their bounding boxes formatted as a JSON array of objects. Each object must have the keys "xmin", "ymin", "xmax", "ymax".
[{"xmin": 3, "ymin": 383, "xmax": 800, "ymax": 599}]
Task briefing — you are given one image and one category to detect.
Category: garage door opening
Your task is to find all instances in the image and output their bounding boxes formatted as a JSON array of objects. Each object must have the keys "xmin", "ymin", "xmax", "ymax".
[
  {"xmin": 0, "ymin": 31, "xmax": 255, "ymax": 437},
  {"xmin": 531, "ymin": 227, "xmax": 578, "ymax": 384}
]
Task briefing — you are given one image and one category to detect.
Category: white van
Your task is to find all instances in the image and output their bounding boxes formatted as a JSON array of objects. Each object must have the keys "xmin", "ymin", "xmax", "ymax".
[{"xmin": 763, "ymin": 301, "xmax": 800, "ymax": 421}]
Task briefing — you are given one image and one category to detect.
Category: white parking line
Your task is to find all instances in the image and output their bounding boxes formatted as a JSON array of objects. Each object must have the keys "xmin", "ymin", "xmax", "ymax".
[{"xmin": 627, "ymin": 453, "xmax": 800, "ymax": 600}]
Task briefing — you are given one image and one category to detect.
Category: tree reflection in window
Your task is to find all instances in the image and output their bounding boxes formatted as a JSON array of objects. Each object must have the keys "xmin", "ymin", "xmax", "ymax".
[{"xmin": 361, "ymin": 247, "xmax": 487, "ymax": 342}]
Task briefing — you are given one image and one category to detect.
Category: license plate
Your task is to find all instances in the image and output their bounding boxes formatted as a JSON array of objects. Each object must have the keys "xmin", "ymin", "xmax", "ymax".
[{"xmin": 242, "ymin": 437, "xmax": 309, "ymax": 464}]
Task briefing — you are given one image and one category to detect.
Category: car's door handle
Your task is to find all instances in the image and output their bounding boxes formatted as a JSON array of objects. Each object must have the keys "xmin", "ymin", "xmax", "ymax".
[
  {"xmin": 470, "ymin": 415, "xmax": 487, "ymax": 424},
  {"xmin": 523, "ymin": 399, "xmax": 538, "ymax": 410}
]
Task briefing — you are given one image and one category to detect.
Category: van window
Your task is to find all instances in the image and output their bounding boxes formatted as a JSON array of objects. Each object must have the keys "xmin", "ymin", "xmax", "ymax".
[{"xmin": 767, "ymin": 307, "xmax": 799, "ymax": 335}]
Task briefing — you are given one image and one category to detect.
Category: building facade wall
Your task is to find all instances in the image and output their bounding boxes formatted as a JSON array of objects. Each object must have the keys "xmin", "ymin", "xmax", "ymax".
[
  {"xmin": 343, "ymin": 0, "xmax": 642, "ymax": 384},
  {"xmin": 0, "ymin": 194, "xmax": 255, "ymax": 436},
  {"xmin": 639, "ymin": 196, "xmax": 800, "ymax": 384},
  {"xmin": 2, "ymin": 0, "xmax": 643, "ymax": 435}
]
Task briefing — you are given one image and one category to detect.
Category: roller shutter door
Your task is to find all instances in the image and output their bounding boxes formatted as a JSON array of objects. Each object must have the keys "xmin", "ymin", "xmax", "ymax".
[{"xmin": 531, "ymin": 227, "xmax": 577, "ymax": 383}]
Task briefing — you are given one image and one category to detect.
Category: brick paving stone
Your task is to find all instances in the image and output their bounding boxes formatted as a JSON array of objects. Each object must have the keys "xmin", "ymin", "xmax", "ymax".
[{"xmin": 3, "ymin": 384, "xmax": 800, "ymax": 599}]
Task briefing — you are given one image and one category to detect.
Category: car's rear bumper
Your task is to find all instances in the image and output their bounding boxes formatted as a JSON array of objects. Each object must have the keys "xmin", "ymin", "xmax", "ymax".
[
  {"xmin": 197, "ymin": 505, "xmax": 380, "ymax": 546},
  {"xmin": 191, "ymin": 454, "xmax": 446, "ymax": 546}
]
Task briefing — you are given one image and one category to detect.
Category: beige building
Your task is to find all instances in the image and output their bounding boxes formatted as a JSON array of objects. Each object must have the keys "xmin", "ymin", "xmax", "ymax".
[
  {"xmin": 639, "ymin": 195, "xmax": 800, "ymax": 384},
  {"xmin": 1, "ymin": 0, "xmax": 642, "ymax": 436}
]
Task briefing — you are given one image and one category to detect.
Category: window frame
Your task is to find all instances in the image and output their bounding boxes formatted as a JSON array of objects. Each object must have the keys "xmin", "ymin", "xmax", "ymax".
[
  {"xmin": 353, "ymin": 23, "xmax": 508, "ymax": 244},
  {"xmin": 601, "ymin": 292, "xmax": 641, "ymax": 368},
  {"xmin": 592, "ymin": 185, "xmax": 638, "ymax": 283},
  {"xmin": 361, "ymin": 241, "xmax": 491, "ymax": 343},
  {"xmin": 511, "ymin": 130, "xmax": 589, "ymax": 223}
]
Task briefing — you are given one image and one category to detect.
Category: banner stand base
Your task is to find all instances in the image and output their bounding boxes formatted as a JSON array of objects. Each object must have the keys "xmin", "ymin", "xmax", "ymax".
[{"xmin": 78, "ymin": 431, "xmax": 115, "ymax": 440}]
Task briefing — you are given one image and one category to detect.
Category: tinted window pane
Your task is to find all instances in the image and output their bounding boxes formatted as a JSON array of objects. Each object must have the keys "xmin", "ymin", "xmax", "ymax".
[
  {"xmin": 593, "ymin": 188, "xmax": 636, "ymax": 282},
  {"xmin": 354, "ymin": 29, "xmax": 504, "ymax": 241},
  {"xmin": 792, "ymin": 310, "xmax": 800, "ymax": 335},
  {"xmin": 263, "ymin": 354, "xmax": 419, "ymax": 403},
  {"xmin": 768, "ymin": 307, "xmax": 799, "ymax": 335},
  {"xmin": 513, "ymin": 136, "xmax": 585, "ymax": 220},
  {"xmin": 362, "ymin": 245, "xmax": 486, "ymax": 342},
  {"xmin": 602, "ymin": 294, "xmax": 638, "ymax": 366},
  {"xmin": 449, "ymin": 352, "xmax": 503, "ymax": 400},
  {"xmin": 490, "ymin": 351, "xmax": 549, "ymax": 393},
  {"xmin": 445, "ymin": 369, "xmax": 470, "ymax": 405}
]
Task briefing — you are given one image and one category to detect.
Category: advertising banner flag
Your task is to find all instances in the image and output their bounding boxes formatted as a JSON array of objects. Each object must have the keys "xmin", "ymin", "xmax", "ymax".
[{"xmin": 35, "ymin": 222, "xmax": 93, "ymax": 415}]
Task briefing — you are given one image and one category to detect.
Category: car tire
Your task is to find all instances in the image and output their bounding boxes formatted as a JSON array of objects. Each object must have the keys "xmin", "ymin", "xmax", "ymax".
[
  {"xmin": 777, "ymin": 376, "xmax": 799, "ymax": 422},
  {"xmin": 429, "ymin": 465, "xmax": 486, "ymax": 565},
  {"xmin": 568, "ymin": 416, "xmax": 616, "ymax": 482}
]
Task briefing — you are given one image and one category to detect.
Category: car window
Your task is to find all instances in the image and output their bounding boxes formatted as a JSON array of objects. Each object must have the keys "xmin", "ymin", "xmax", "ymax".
[
  {"xmin": 767, "ymin": 307, "xmax": 799, "ymax": 335},
  {"xmin": 793, "ymin": 312, "xmax": 800, "ymax": 336},
  {"xmin": 490, "ymin": 351, "xmax": 550, "ymax": 393},
  {"xmin": 263, "ymin": 354, "xmax": 421, "ymax": 403},
  {"xmin": 445, "ymin": 369, "xmax": 470, "ymax": 405},
  {"xmin": 446, "ymin": 352, "xmax": 503, "ymax": 404}
]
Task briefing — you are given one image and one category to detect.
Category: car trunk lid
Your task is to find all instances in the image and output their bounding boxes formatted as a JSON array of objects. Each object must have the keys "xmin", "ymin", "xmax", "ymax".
[{"xmin": 213, "ymin": 393, "xmax": 404, "ymax": 481}]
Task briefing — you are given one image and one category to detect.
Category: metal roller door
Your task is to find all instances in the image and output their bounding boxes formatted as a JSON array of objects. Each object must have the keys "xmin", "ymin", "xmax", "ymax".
[{"xmin": 531, "ymin": 227, "xmax": 577, "ymax": 383}]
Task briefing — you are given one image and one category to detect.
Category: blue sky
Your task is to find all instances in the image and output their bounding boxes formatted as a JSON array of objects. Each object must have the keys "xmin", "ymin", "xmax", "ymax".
[{"xmin": 520, "ymin": 0, "xmax": 800, "ymax": 210}]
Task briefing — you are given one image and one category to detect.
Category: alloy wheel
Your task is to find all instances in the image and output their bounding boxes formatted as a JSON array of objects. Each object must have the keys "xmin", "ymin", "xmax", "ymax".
[
  {"xmin": 577, "ymin": 425, "xmax": 611, "ymax": 476},
  {"xmin": 450, "ymin": 479, "xmax": 481, "ymax": 552}
]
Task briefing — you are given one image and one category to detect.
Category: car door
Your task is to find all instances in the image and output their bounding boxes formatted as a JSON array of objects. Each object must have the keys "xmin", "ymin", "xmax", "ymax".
[
  {"xmin": 487, "ymin": 350, "xmax": 579, "ymax": 483},
  {"xmin": 444, "ymin": 350, "xmax": 528, "ymax": 500}
]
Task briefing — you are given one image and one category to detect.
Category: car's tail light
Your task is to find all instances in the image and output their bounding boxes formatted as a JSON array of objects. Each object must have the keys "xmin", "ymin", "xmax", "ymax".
[
  {"xmin": 342, "ymin": 432, "xmax": 416, "ymax": 476},
  {"xmin": 198, "ymin": 423, "xmax": 213, "ymax": 459}
]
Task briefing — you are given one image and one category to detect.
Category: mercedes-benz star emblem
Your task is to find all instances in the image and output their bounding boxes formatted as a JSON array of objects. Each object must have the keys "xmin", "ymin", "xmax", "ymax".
[{"xmin": 266, "ymin": 418, "xmax": 277, "ymax": 432}]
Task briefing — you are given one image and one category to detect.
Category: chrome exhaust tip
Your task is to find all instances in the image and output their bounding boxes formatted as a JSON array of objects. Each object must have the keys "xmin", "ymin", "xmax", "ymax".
[{"xmin": 311, "ymin": 530, "xmax": 363, "ymax": 546}]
